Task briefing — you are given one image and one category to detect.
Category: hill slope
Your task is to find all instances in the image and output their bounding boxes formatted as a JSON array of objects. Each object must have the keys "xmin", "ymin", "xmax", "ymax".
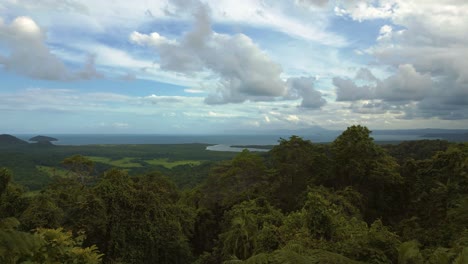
[{"xmin": 0, "ymin": 134, "xmax": 28, "ymax": 145}]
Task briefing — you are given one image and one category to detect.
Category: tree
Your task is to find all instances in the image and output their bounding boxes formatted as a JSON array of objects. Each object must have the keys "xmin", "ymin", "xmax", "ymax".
[
  {"xmin": 89, "ymin": 169, "xmax": 193, "ymax": 263},
  {"xmin": 303, "ymin": 192, "xmax": 333, "ymax": 240},
  {"xmin": 269, "ymin": 136, "xmax": 331, "ymax": 212},
  {"xmin": 20, "ymin": 194, "xmax": 64, "ymax": 230},
  {"xmin": 200, "ymin": 150, "xmax": 270, "ymax": 211},
  {"xmin": 399, "ymin": 145, "xmax": 468, "ymax": 246},
  {"xmin": 331, "ymin": 125, "xmax": 403, "ymax": 221},
  {"xmin": 221, "ymin": 209, "xmax": 258, "ymax": 260},
  {"xmin": 62, "ymin": 155, "xmax": 95, "ymax": 185},
  {"xmin": 0, "ymin": 218, "xmax": 102, "ymax": 264},
  {"xmin": 0, "ymin": 168, "xmax": 27, "ymax": 219},
  {"xmin": 219, "ymin": 199, "xmax": 283, "ymax": 260},
  {"xmin": 0, "ymin": 168, "xmax": 12, "ymax": 196}
]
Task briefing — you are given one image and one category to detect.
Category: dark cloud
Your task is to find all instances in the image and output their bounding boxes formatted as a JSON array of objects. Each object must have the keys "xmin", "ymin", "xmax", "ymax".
[
  {"xmin": 376, "ymin": 64, "xmax": 432, "ymax": 101},
  {"xmin": 334, "ymin": 65, "xmax": 432, "ymax": 102},
  {"xmin": 333, "ymin": 77, "xmax": 373, "ymax": 101},
  {"xmin": 334, "ymin": 65, "xmax": 467, "ymax": 120},
  {"xmin": 347, "ymin": 101, "xmax": 389, "ymax": 115}
]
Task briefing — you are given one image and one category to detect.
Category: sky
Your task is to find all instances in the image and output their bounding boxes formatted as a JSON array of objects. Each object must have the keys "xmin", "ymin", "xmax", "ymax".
[{"xmin": 0, "ymin": 0, "xmax": 467, "ymax": 134}]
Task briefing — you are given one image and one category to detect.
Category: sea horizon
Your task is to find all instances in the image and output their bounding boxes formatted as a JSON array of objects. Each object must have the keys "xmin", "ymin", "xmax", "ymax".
[{"xmin": 10, "ymin": 132, "xmax": 441, "ymax": 146}]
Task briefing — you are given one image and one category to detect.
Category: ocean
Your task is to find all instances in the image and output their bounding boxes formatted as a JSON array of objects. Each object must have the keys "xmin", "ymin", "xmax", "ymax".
[
  {"xmin": 13, "ymin": 133, "xmax": 432, "ymax": 146},
  {"xmin": 14, "ymin": 134, "xmax": 284, "ymax": 146}
]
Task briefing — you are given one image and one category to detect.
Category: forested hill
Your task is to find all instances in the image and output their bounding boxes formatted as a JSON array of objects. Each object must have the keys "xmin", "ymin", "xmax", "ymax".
[
  {"xmin": 0, "ymin": 134, "xmax": 28, "ymax": 145},
  {"xmin": 1, "ymin": 125, "xmax": 467, "ymax": 263}
]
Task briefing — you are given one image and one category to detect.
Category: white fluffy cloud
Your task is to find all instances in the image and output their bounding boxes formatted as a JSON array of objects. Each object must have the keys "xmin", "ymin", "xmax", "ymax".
[
  {"xmin": 334, "ymin": 0, "xmax": 395, "ymax": 21},
  {"xmin": 0, "ymin": 16, "xmax": 69, "ymax": 79},
  {"xmin": 131, "ymin": 1, "xmax": 325, "ymax": 106},
  {"xmin": 0, "ymin": 16, "xmax": 101, "ymax": 80}
]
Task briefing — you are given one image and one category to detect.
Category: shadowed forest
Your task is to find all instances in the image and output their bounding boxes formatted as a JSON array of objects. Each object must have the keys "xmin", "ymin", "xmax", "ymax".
[{"xmin": 1, "ymin": 125, "xmax": 467, "ymax": 263}]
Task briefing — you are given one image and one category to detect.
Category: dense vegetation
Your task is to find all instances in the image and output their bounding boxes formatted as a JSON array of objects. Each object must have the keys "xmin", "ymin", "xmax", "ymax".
[
  {"xmin": 0, "ymin": 142, "xmax": 238, "ymax": 190},
  {"xmin": 1, "ymin": 125, "xmax": 467, "ymax": 263}
]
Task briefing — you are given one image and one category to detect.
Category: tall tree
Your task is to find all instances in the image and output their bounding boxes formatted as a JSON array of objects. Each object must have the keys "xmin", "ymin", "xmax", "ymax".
[
  {"xmin": 331, "ymin": 125, "xmax": 403, "ymax": 221},
  {"xmin": 89, "ymin": 169, "xmax": 193, "ymax": 263},
  {"xmin": 269, "ymin": 136, "xmax": 331, "ymax": 212}
]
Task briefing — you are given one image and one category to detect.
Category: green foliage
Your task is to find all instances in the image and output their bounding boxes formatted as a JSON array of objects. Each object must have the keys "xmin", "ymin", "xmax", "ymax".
[
  {"xmin": 89, "ymin": 169, "xmax": 194, "ymax": 263},
  {"xmin": 144, "ymin": 158, "xmax": 202, "ymax": 168},
  {"xmin": 0, "ymin": 169, "xmax": 28, "ymax": 219},
  {"xmin": 32, "ymin": 228, "xmax": 103, "ymax": 264},
  {"xmin": 399, "ymin": 144, "xmax": 468, "ymax": 247},
  {"xmin": 20, "ymin": 194, "xmax": 64, "ymax": 230},
  {"xmin": 331, "ymin": 125, "xmax": 404, "ymax": 221},
  {"xmin": 303, "ymin": 192, "xmax": 333, "ymax": 240},
  {"xmin": 239, "ymin": 246, "xmax": 364, "ymax": 264},
  {"xmin": 219, "ymin": 199, "xmax": 283, "ymax": 260},
  {"xmin": 0, "ymin": 218, "xmax": 102, "ymax": 264},
  {"xmin": 0, "ymin": 168, "xmax": 12, "ymax": 196},
  {"xmin": 221, "ymin": 210, "xmax": 258, "ymax": 260},
  {"xmin": 0, "ymin": 143, "xmax": 236, "ymax": 190},
  {"xmin": 398, "ymin": 240, "xmax": 424, "ymax": 264},
  {"xmin": 1, "ymin": 127, "xmax": 467, "ymax": 264},
  {"xmin": 0, "ymin": 217, "xmax": 44, "ymax": 264},
  {"xmin": 62, "ymin": 154, "xmax": 95, "ymax": 184},
  {"xmin": 426, "ymin": 247, "xmax": 454, "ymax": 264},
  {"xmin": 384, "ymin": 139, "xmax": 450, "ymax": 162},
  {"xmin": 269, "ymin": 136, "xmax": 331, "ymax": 211},
  {"xmin": 453, "ymin": 247, "xmax": 468, "ymax": 264},
  {"xmin": 87, "ymin": 156, "xmax": 141, "ymax": 168},
  {"xmin": 200, "ymin": 150, "xmax": 271, "ymax": 211}
]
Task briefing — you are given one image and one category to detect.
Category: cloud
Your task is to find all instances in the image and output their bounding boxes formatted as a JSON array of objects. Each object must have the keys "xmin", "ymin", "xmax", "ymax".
[
  {"xmin": 0, "ymin": 16, "xmax": 101, "ymax": 80},
  {"xmin": 295, "ymin": 0, "xmax": 329, "ymax": 8},
  {"xmin": 7, "ymin": 0, "xmax": 89, "ymax": 13},
  {"xmin": 195, "ymin": 1, "xmax": 347, "ymax": 46},
  {"xmin": 131, "ymin": 2, "xmax": 287, "ymax": 104},
  {"xmin": 111, "ymin": 122, "xmax": 129, "ymax": 128},
  {"xmin": 184, "ymin": 89, "xmax": 204, "ymax": 94},
  {"xmin": 333, "ymin": 64, "xmax": 467, "ymax": 120},
  {"xmin": 334, "ymin": 0, "xmax": 395, "ymax": 21},
  {"xmin": 377, "ymin": 64, "xmax": 432, "ymax": 101},
  {"xmin": 77, "ymin": 54, "xmax": 103, "ymax": 79},
  {"xmin": 0, "ymin": 16, "xmax": 69, "ymax": 79},
  {"xmin": 120, "ymin": 72, "xmax": 136, "ymax": 81},
  {"xmin": 143, "ymin": 94, "xmax": 184, "ymax": 104},
  {"xmin": 334, "ymin": 0, "xmax": 468, "ymax": 120},
  {"xmin": 286, "ymin": 77, "xmax": 327, "ymax": 109},
  {"xmin": 333, "ymin": 77, "xmax": 373, "ymax": 101},
  {"xmin": 334, "ymin": 64, "xmax": 432, "ymax": 102}
]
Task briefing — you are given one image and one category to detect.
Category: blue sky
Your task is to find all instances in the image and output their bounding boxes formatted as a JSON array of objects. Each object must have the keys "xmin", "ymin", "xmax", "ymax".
[{"xmin": 0, "ymin": 0, "xmax": 467, "ymax": 134}]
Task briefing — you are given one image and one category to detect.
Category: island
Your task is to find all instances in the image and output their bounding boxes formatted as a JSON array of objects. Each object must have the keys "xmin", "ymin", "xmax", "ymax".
[{"xmin": 29, "ymin": 135, "xmax": 58, "ymax": 145}]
